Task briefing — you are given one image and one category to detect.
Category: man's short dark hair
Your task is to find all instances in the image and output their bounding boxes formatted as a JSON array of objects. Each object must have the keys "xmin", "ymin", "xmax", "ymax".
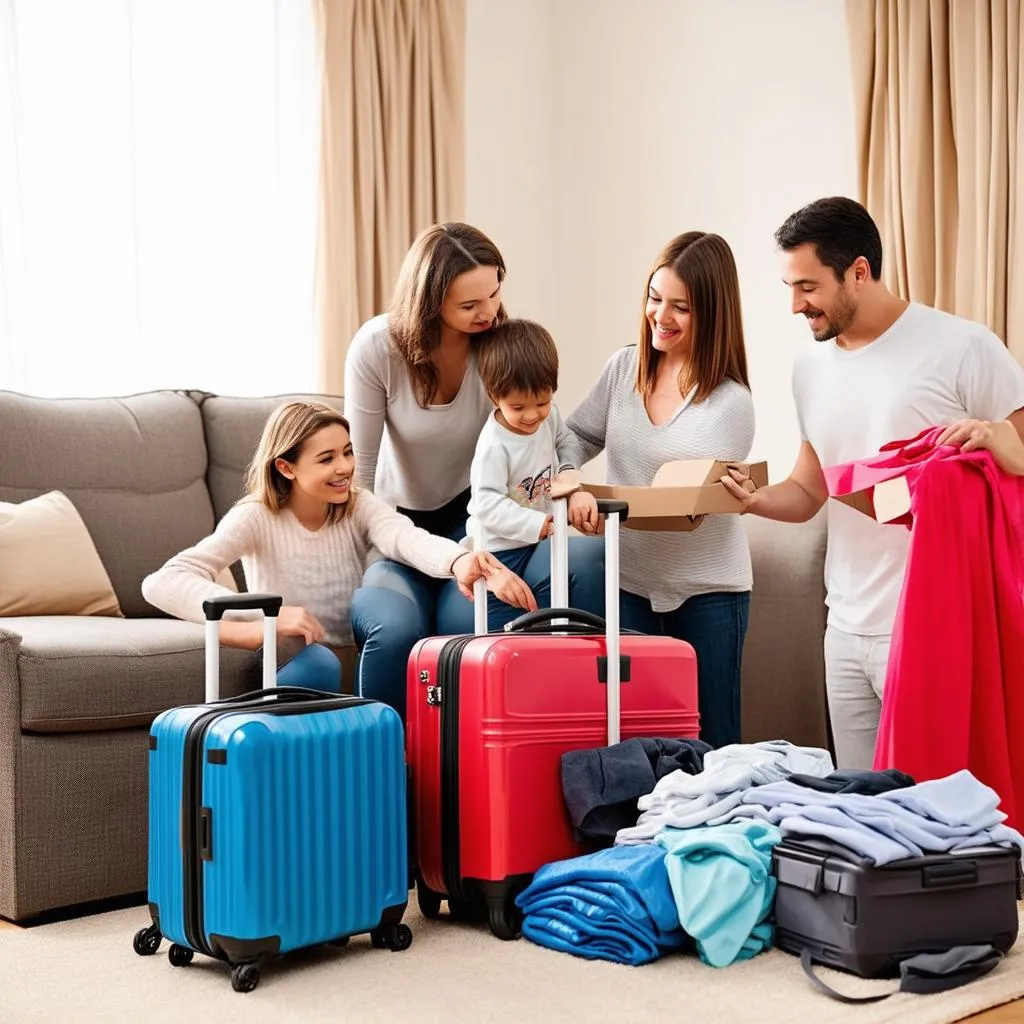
[
  {"xmin": 775, "ymin": 197, "xmax": 883, "ymax": 282},
  {"xmin": 477, "ymin": 319, "xmax": 559, "ymax": 399}
]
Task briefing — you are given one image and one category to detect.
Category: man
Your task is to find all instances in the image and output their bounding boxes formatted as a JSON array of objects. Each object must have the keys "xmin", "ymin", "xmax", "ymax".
[{"xmin": 722, "ymin": 196, "xmax": 1024, "ymax": 769}]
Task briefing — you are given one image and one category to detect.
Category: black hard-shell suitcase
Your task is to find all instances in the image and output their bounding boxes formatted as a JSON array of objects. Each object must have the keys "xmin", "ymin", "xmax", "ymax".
[{"xmin": 772, "ymin": 838, "xmax": 1020, "ymax": 978}]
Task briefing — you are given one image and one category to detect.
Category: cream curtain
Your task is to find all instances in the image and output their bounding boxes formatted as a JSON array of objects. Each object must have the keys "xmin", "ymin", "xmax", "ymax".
[
  {"xmin": 846, "ymin": 0, "xmax": 1023, "ymax": 362},
  {"xmin": 314, "ymin": 0, "xmax": 466, "ymax": 394}
]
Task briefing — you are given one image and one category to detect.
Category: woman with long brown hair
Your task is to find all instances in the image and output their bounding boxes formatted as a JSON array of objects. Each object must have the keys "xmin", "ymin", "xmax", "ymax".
[
  {"xmin": 344, "ymin": 223, "xmax": 603, "ymax": 710},
  {"xmin": 565, "ymin": 232, "xmax": 755, "ymax": 748}
]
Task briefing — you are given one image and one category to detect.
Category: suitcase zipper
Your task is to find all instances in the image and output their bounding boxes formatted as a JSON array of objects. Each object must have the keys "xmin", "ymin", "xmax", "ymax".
[
  {"xmin": 180, "ymin": 695, "xmax": 372, "ymax": 959},
  {"xmin": 438, "ymin": 636, "xmax": 475, "ymax": 902}
]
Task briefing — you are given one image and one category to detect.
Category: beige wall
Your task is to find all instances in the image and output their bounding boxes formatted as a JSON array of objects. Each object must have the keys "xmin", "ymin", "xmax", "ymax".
[{"xmin": 466, "ymin": 0, "xmax": 857, "ymax": 477}]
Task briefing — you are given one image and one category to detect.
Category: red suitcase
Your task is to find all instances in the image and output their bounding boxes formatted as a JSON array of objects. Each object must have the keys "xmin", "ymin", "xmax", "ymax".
[{"xmin": 406, "ymin": 498, "xmax": 699, "ymax": 939}]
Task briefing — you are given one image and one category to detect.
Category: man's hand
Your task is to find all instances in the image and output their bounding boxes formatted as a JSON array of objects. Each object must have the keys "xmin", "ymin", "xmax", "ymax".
[
  {"xmin": 538, "ymin": 515, "xmax": 554, "ymax": 540},
  {"xmin": 938, "ymin": 417, "xmax": 1024, "ymax": 476},
  {"xmin": 277, "ymin": 606, "xmax": 325, "ymax": 645},
  {"xmin": 720, "ymin": 465, "xmax": 759, "ymax": 512},
  {"xmin": 937, "ymin": 418, "xmax": 996, "ymax": 453},
  {"xmin": 568, "ymin": 490, "xmax": 599, "ymax": 533}
]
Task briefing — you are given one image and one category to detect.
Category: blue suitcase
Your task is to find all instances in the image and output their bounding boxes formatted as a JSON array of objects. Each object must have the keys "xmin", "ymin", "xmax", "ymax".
[{"xmin": 132, "ymin": 594, "xmax": 411, "ymax": 992}]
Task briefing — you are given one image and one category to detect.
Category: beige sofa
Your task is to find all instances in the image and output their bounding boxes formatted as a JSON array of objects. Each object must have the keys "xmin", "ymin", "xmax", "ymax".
[{"xmin": 0, "ymin": 387, "xmax": 830, "ymax": 921}]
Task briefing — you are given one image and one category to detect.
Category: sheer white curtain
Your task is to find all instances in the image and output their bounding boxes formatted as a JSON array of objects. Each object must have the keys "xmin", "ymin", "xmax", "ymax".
[{"xmin": 0, "ymin": 0, "xmax": 321, "ymax": 398}]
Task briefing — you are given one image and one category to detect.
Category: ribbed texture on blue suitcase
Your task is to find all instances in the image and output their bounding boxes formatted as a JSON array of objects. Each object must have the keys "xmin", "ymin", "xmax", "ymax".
[
  {"xmin": 148, "ymin": 701, "xmax": 407, "ymax": 955},
  {"xmin": 149, "ymin": 705, "xmax": 206, "ymax": 948}
]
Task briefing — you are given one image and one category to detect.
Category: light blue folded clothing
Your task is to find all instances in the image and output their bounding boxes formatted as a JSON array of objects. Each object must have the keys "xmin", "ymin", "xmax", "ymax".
[
  {"xmin": 657, "ymin": 820, "xmax": 782, "ymax": 968},
  {"xmin": 515, "ymin": 844, "xmax": 688, "ymax": 966},
  {"xmin": 731, "ymin": 771, "xmax": 1024, "ymax": 865}
]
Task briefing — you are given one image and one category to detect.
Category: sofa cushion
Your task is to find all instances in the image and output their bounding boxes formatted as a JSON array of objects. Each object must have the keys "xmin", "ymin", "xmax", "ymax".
[
  {"xmin": 0, "ymin": 390, "xmax": 216, "ymax": 618},
  {"xmin": 200, "ymin": 393, "xmax": 345, "ymax": 522},
  {"xmin": 3, "ymin": 617, "xmax": 260, "ymax": 733},
  {"xmin": 0, "ymin": 491, "xmax": 122, "ymax": 617},
  {"xmin": 741, "ymin": 511, "xmax": 830, "ymax": 750}
]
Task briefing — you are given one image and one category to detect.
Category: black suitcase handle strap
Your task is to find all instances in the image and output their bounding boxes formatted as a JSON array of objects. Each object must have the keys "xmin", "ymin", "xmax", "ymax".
[
  {"xmin": 801, "ymin": 945, "xmax": 1004, "ymax": 1003},
  {"xmin": 211, "ymin": 685, "xmax": 344, "ymax": 706},
  {"xmin": 503, "ymin": 607, "xmax": 606, "ymax": 633}
]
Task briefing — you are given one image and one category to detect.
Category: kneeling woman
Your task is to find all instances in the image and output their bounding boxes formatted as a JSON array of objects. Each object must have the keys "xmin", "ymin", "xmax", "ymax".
[{"xmin": 142, "ymin": 401, "xmax": 534, "ymax": 718}]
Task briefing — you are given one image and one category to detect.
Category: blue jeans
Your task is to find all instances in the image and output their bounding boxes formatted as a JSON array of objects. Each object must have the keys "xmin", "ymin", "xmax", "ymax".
[
  {"xmin": 436, "ymin": 537, "xmax": 606, "ymax": 634},
  {"xmin": 350, "ymin": 573, "xmax": 434, "ymax": 721},
  {"xmin": 619, "ymin": 590, "xmax": 751, "ymax": 750},
  {"xmin": 274, "ymin": 642, "xmax": 343, "ymax": 693}
]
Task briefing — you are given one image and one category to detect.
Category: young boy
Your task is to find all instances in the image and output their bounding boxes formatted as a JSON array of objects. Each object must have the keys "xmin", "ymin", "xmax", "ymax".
[{"xmin": 464, "ymin": 318, "xmax": 603, "ymax": 629}]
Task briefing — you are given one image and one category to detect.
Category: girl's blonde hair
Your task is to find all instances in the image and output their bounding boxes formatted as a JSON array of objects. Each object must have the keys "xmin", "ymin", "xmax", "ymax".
[
  {"xmin": 387, "ymin": 222, "xmax": 508, "ymax": 407},
  {"xmin": 636, "ymin": 232, "xmax": 750, "ymax": 404},
  {"xmin": 243, "ymin": 401, "xmax": 354, "ymax": 524}
]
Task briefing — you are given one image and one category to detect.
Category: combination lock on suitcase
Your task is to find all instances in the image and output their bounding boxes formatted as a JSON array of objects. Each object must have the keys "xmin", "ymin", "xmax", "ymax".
[{"xmin": 132, "ymin": 594, "xmax": 412, "ymax": 992}]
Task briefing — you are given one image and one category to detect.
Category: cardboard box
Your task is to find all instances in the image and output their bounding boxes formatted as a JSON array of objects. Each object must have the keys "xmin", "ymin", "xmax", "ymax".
[
  {"xmin": 553, "ymin": 460, "xmax": 768, "ymax": 532},
  {"xmin": 832, "ymin": 475, "xmax": 911, "ymax": 524}
]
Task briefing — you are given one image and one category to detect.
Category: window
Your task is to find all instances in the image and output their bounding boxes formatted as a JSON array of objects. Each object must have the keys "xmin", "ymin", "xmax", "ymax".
[{"xmin": 0, "ymin": 0, "xmax": 321, "ymax": 397}]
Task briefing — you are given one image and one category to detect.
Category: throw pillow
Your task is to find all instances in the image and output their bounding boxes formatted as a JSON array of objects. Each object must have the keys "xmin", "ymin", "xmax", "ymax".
[{"xmin": 0, "ymin": 490, "xmax": 123, "ymax": 617}]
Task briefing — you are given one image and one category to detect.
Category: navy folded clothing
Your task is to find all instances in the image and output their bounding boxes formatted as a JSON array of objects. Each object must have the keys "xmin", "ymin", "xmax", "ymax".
[
  {"xmin": 561, "ymin": 738, "xmax": 713, "ymax": 842},
  {"xmin": 787, "ymin": 768, "xmax": 915, "ymax": 795},
  {"xmin": 515, "ymin": 844, "xmax": 688, "ymax": 966}
]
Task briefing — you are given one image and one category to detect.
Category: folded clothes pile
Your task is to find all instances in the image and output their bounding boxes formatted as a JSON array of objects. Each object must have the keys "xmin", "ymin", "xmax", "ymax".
[
  {"xmin": 657, "ymin": 820, "xmax": 782, "ymax": 968},
  {"xmin": 561, "ymin": 738, "xmax": 713, "ymax": 842},
  {"xmin": 615, "ymin": 740, "xmax": 834, "ymax": 844},
  {"xmin": 514, "ymin": 844, "xmax": 688, "ymax": 966},
  {"xmin": 711, "ymin": 770, "xmax": 1024, "ymax": 864}
]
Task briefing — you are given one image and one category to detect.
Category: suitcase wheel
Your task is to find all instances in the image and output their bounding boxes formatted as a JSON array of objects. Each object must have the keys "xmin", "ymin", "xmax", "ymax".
[
  {"xmin": 487, "ymin": 897, "xmax": 522, "ymax": 942},
  {"xmin": 370, "ymin": 922, "xmax": 413, "ymax": 952},
  {"xmin": 132, "ymin": 925, "xmax": 162, "ymax": 957},
  {"xmin": 168, "ymin": 944, "xmax": 194, "ymax": 968},
  {"xmin": 231, "ymin": 963, "xmax": 261, "ymax": 994},
  {"xmin": 415, "ymin": 877, "xmax": 443, "ymax": 919}
]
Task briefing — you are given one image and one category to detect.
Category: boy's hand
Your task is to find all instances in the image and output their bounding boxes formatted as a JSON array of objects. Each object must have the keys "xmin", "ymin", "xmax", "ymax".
[
  {"xmin": 538, "ymin": 515, "xmax": 554, "ymax": 540},
  {"xmin": 568, "ymin": 491, "xmax": 599, "ymax": 533}
]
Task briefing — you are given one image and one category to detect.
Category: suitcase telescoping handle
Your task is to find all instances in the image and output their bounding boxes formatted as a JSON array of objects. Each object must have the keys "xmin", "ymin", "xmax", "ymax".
[
  {"xmin": 555, "ymin": 497, "xmax": 630, "ymax": 745},
  {"xmin": 202, "ymin": 593, "xmax": 283, "ymax": 703},
  {"xmin": 471, "ymin": 497, "xmax": 630, "ymax": 745}
]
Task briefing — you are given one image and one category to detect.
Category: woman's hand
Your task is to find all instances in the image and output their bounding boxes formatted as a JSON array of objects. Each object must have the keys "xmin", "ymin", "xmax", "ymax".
[
  {"xmin": 218, "ymin": 606, "xmax": 324, "ymax": 650},
  {"xmin": 451, "ymin": 549, "xmax": 503, "ymax": 599},
  {"xmin": 937, "ymin": 418, "xmax": 1024, "ymax": 475},
  {"xmin": 277, "ymin": 606, "xmax": 326, "ymax": 645},
  {"xmin": 487, "ymin": 566, "xmax": 538, "ymax": 611},
  {"xmin": 451, "ymin": 550, "xmax": 537, "ymax": 610},
  {"xmin": 568, "ymin": 491, "xmax": 599, "ymax": 533}
]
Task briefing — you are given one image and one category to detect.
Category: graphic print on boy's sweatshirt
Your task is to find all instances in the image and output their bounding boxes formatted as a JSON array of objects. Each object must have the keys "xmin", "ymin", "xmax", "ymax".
[{"xmin": 513, "ymin": 464, "xmax": 552, "ymax": 509}]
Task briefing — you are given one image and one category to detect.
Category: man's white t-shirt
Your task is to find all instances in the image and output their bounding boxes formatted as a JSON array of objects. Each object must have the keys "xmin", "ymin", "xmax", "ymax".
[{"xmin": 793, "ymin": 302, "xmax": 1024, "ymax": 636}]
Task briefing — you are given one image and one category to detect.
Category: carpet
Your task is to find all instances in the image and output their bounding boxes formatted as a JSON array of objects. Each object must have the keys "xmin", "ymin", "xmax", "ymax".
[{"xmin": 2, "ymin": 903, "xmax": 1023, "ymax": 1024}]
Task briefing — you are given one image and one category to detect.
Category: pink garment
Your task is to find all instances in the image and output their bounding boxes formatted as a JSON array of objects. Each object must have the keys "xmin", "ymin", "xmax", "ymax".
[{"xmin": 824, "ymin": 427, "xmax": 1024, "ymax": 828}]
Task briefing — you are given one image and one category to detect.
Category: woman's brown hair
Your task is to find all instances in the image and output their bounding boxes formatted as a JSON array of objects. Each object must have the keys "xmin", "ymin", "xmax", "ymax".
[
  {"xmin": 243, "ymin": 401, "xmax": 355, "ymax": 524},
  {"xmin": 387, "ymin": 222, "xmax": 508, "ymax": 406},
  {"xmin": 636, "ymin": 232, "xmax": 750, "ymax": 404}
]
